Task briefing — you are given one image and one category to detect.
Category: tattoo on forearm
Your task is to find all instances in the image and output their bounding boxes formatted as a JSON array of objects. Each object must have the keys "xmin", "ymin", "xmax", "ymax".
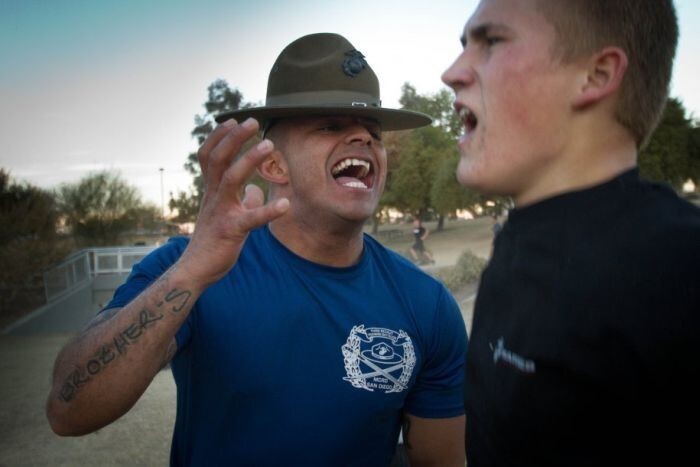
[
  {"xmin": 159, "ymin": 288, "xmax": 192, "ymax": 314},
  {"xmin": 58, "ymin": 287, "xmax": 191, "ymax": 402}
]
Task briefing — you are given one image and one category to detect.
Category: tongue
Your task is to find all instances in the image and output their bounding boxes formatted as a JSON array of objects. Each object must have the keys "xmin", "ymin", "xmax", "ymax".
[{"xmin": 336, "ymin": 176, "xmax": 368, "ymax": 188}]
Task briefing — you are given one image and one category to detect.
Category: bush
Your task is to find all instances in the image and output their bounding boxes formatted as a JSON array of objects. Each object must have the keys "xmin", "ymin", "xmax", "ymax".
[{"xmin": 435, "ymin": 250, "xmax": 487, "ymax": 292}]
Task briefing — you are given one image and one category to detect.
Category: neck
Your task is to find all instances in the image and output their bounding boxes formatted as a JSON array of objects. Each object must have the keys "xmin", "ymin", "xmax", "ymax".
[
  {"xmin": 515, "ymin": 122, "xmax": 638, "ymax": 207},
  {"xmin": 268, "ymin": 212, "xmax": 366, "ymax": 267}
]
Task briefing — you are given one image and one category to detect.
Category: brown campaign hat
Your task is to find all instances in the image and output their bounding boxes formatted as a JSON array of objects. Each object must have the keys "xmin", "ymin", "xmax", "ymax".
[{"xmin": 215, "ymin": 33, "xmax": 432, "ymax": 131}]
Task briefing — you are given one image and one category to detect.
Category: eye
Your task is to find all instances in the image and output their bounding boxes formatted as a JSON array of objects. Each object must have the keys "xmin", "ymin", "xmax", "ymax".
[
  {"xmin": 370, "ymin": 131, "xmax": 382, "ymax": 142},
  {"xmin": 319, "ymin": 124, "xmax": 340, "ymax": 132},
  {"xmin": 486, "ymin": 36, "xmax": 503, "ymax": 46}
]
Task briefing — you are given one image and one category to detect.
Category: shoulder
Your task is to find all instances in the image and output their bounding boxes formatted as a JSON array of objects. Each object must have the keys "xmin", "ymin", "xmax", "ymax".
[
  {"xmin": 118, "ymin": 236, "xmax": 191, "ymax": 283},
  {"xmin": 363, "ymin": 234, "xmax": 456, "ymax": 306},
  {"xmin": 629, "ymin": 182, "xmax": 700, "ymax": 254},
  {"xmin": 615, "ymin": 183, "xmax": 700, "ymax": 312},
  {"xmin": 365, "ymin": 235, "xmax": 433, "ymax": 278},
  {"xmin": 138, "ymin": 236, "xmax": 190, "ymax": 272}
]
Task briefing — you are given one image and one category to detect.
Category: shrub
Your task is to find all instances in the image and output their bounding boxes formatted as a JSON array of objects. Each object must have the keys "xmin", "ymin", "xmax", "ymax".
[{"xmin": 435, "ymin": 250, "xmax": 487, "ymax": 292}]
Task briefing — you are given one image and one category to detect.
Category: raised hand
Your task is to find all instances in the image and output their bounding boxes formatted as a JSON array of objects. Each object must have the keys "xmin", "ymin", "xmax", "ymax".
[{"xmin": 178, "ymin": 118, "xmax": 289, "ymax": 286}]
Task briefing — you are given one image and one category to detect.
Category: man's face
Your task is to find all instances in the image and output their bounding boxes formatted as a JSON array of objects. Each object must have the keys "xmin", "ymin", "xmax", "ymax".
[
  {"xmin": 441, "ymin": 0, "xmax": 580, "ymax": 204},
  {"xmin": 273, "ymin": 115, "xmax": 387, "ymax": 225}
]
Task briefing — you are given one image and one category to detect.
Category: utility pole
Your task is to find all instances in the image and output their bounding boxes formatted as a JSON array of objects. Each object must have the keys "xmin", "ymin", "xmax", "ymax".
[{"xmin": 159, "ymin": 167, "xmax": 165, "ymax": 219}]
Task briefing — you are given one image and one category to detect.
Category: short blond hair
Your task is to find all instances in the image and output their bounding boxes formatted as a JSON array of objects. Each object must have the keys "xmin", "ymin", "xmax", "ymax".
[{"xmin": 537, "ymin": 0, "xmax": 678, "ymax": 148}]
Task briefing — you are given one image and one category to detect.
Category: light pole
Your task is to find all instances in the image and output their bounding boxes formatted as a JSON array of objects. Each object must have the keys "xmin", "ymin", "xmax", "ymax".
[{"xmin": 159, "ymin": 167, "xmax": 165, "ymax": 219}]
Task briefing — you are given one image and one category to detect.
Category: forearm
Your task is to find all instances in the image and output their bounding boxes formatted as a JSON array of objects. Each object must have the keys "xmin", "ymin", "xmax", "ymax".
[
  {"xmin": 46, "ymin": 262, "xmax": 204, "ymax": 436},
  {"xmin": 404, "ymin": 414, "xmax": 465, "ymax": 467}
]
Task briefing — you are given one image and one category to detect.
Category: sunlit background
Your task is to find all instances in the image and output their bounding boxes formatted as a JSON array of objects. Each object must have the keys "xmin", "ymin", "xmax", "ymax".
[{"xmin": 2, "ymin": 0, "xmax": 699, "ymax": 210}]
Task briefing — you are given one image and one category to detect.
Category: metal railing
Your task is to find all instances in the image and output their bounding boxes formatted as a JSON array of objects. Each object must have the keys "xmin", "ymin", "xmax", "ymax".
[{"xmin": 43, "ymin": 246, "xmax": 157, "ymax": 303}]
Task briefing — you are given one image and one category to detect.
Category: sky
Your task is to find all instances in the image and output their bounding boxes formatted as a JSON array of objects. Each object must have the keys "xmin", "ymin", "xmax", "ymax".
[{"xmin": 2, "ymin": 0, "xmax": 699, "ymax": 211}]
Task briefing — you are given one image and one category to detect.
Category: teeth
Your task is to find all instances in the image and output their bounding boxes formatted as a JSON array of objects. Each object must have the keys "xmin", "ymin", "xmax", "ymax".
[
  {"xmin": 331, "ymin": 158, "xmax": 371, "ymax": 177},
  {"xmin": 459, "ymin": 107, "xmax": 472, "ymax": 121},
  {"xmin": 458, "ymin": 107, "xmax": 478, "ymax": 132},
  {"xmin": 342, "ymin": 181, "xmax": 368, "ymax": 189}
]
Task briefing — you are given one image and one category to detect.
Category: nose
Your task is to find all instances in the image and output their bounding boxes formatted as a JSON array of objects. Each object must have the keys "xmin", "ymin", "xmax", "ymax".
[
  {"xmin": 344, "ymin": 122, "xmax": 374, "ymax": 146},
  {"xmin": 441, "ymin": 49, "xmax": 476, "ymax": 92}
]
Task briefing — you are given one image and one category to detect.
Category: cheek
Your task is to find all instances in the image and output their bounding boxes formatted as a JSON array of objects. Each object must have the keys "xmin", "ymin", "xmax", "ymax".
[{"xmin": 486, "ymin": 47, "xmax": 562, "ymax": 130}]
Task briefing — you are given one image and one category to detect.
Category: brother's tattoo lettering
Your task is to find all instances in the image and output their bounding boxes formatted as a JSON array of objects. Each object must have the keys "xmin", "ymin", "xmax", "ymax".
[
  {"xmin": 58, "ymin": 307, "xmax": 168, "ymax": 402},
  {"xmin": 113, "ymin": 334, "xmax": 129, "ymax": 355},
  {"xmin": 163, "ymin": 288, "xmax": 192, "ymax": 314},
  {"xmin": 58, "ymin": 286, "xmax": 192, "ymax": 402}
]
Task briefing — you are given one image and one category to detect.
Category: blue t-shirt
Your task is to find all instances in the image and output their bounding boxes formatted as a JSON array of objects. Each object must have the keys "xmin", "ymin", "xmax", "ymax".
[{"xmin": 105, "ymin": 226, "xmax": 467, "ymax": 466}]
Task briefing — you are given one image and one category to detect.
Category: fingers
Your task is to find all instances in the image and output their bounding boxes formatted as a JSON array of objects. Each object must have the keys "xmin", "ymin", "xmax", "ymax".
[
  {"xmin": 236, "ymin": 198, "xmax": 290, "ymax": 233},
  {"xmin": 219, "ymin": 139, "xmax": 274, "ymax": 200},
  {"xmin": 200, "ymin": 118, "xmax": 261, "ymax": 191},
  {"xmin": 197, "ymin": 119, "xmax": 238, "ymax": 182},
  {"xmin": 242, "ymin": 184, "xmax": 265, "ymax": 210}
]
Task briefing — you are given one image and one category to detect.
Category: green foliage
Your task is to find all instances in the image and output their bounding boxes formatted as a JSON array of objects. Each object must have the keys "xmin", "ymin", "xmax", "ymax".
[
  {"xmin": 383, "ymin": 83, "xmax": 483, "ymax": 225},
  {"xmin": 385, "ymin": 125, "xmax": 451, "ymax": 215},
  {"xmin": 434, "ymin": 249, "xmax": 487, "ymax": 292},
  {"xmin": 400, "ymin": 83, "xmax": 462, "ymax": 137},
  {"xmin": 640, "ymin": 98, "xmax": 698, "ymax": 189},
  {"xmin": 57, "ymin": 171, "xmax": 146, "ymax": 246},
  {"xmin": 688, "ymin": 126, "xmax": 700, "ymax": 184},
  {"xmin": 170, "ymin": 79, "xmax": 247, "ymax": 222},
  {"xmin": 431, "ymin": 152, "xmax": 480, "ymax": 215},
  {"xmin": 0, "ymin": 170, "xmax": 68, "ymax": 318}
]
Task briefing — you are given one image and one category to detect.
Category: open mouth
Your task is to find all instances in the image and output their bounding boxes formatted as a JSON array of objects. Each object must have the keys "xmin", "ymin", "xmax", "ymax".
[
  {"xmin": 331, "ymin": 157, "xmax": 374, "ymax": 190},
  {"xmin": 458, "ymin": 106, "xmax": 478, "ymax": 134}
]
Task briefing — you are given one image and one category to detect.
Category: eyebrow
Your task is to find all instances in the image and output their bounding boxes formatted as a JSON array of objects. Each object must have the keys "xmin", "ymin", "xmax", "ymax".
[{"xmin": 460, "ymin": 22, "xmax": 509, "ymax": 47}]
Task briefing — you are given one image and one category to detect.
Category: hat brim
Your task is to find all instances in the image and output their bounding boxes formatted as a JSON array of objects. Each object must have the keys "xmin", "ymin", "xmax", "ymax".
[{"xmin": 214, "ymin": 105, "xmax": 432, "ymax": 132}]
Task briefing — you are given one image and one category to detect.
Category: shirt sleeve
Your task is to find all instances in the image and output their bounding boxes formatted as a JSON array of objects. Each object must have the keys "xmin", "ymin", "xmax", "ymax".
[
  {"xmin": 101, "ymin": 237, "xmax": 194, "ymax": 350},
  {"xmin": 404, "ymin": 285, "xmax": 468, "ymax": 418}
]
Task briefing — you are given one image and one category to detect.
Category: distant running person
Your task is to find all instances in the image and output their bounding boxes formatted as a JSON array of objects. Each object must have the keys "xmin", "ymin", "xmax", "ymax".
[{"xmin": 410, "ymin": 219, "xmax": 435, "ymax": 265}]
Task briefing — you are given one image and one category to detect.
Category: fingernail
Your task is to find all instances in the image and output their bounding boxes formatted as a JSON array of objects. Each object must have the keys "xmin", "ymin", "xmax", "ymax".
[
  {"xmin": 276, "ymin": 198, "xmax": 290, "ymax": 211},
  {"xmin": 257, "ymin": 139, "xmax": 272, "ymax": 152},
  {"xmin": 242, "ymin": 118, "xmax": 258, "ymax": 130},
  {"xmin": 222, "ymin": 118, "xmax": 237, "ymax": 127}
]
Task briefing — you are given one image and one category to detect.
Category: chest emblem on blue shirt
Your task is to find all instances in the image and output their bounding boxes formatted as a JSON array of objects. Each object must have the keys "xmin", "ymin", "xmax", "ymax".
[{"xmin": 341, "ymin": 325, "xmax": 416, "ymax": 393}]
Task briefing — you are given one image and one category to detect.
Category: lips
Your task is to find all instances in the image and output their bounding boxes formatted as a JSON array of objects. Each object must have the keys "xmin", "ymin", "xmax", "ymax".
[{"xmin": 331, "ymin": 157, "xmax": 375, "ymax": 189}]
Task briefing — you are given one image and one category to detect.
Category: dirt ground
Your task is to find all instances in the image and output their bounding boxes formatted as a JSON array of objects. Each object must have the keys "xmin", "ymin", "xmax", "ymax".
[
  {"xmin": 0, "ymin": 218, "xmax": 487, "ymax": 466},
  {"xmin": 0, "ymin": 335, "xmax": 176, "ymax": 466}
]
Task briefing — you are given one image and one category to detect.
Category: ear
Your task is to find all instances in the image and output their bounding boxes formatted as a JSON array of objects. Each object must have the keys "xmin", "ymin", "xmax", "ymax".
[
  {"xmin": 572, "ymin": 47, "xmax": 628, "ymax": 109},
  {"xmin": 257, "ymin": 149, "xmax": 289, "ymax": 185}
]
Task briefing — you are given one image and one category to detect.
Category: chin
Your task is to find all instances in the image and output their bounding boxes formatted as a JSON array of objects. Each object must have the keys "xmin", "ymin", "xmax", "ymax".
[{"xmin": 456, "ymin": 162, "xmax": 483, "ymax": 190}]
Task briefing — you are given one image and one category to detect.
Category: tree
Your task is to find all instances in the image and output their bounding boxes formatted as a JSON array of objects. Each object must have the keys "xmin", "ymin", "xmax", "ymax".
[
  {"xmin": 640, "ymin": 98, "xmax": 697, "ymax": 190},
  {"xmin": 399, "ymin": 83, "xmax": 462, "ymax": 137},
  {"xmin": 169, "ymin": 79, "xmax": 248, "ymax": 222},
  {"xmin": 57, "ymin": 171, "xmax": 146, "ymax": 246},
  {"xmin": 385, "ymin": 125, "xmax": 451, "ymax": 219},
  {"xmin": 686, "ymin": 125, "xmax": 700, "ymax": 187},
  {"xmin": 0, "ymin": 170, "xmax": 67, "ymax": 319},
  {"xmin": 431, "ymin": 152, "xmax": 482, "ymax": 217},
  {"xmin": 384, "ymin": 83, "xmax": 490, "ymax": 230}
]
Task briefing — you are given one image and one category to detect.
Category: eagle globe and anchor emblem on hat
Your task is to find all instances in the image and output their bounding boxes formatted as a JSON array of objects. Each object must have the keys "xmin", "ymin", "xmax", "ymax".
[
  {"xmin": 214, "ymin": 32, "xmax": 431, "ymax": 132},
  {"xmin": 342, "ymin": 325, "xmax": 416, "ymax": 393}
]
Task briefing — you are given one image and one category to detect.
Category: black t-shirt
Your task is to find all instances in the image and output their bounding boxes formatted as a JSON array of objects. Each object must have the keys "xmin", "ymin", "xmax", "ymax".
[{"xmin": 465, "ymin": 169, "xmax": 700, "ymax": 467}]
